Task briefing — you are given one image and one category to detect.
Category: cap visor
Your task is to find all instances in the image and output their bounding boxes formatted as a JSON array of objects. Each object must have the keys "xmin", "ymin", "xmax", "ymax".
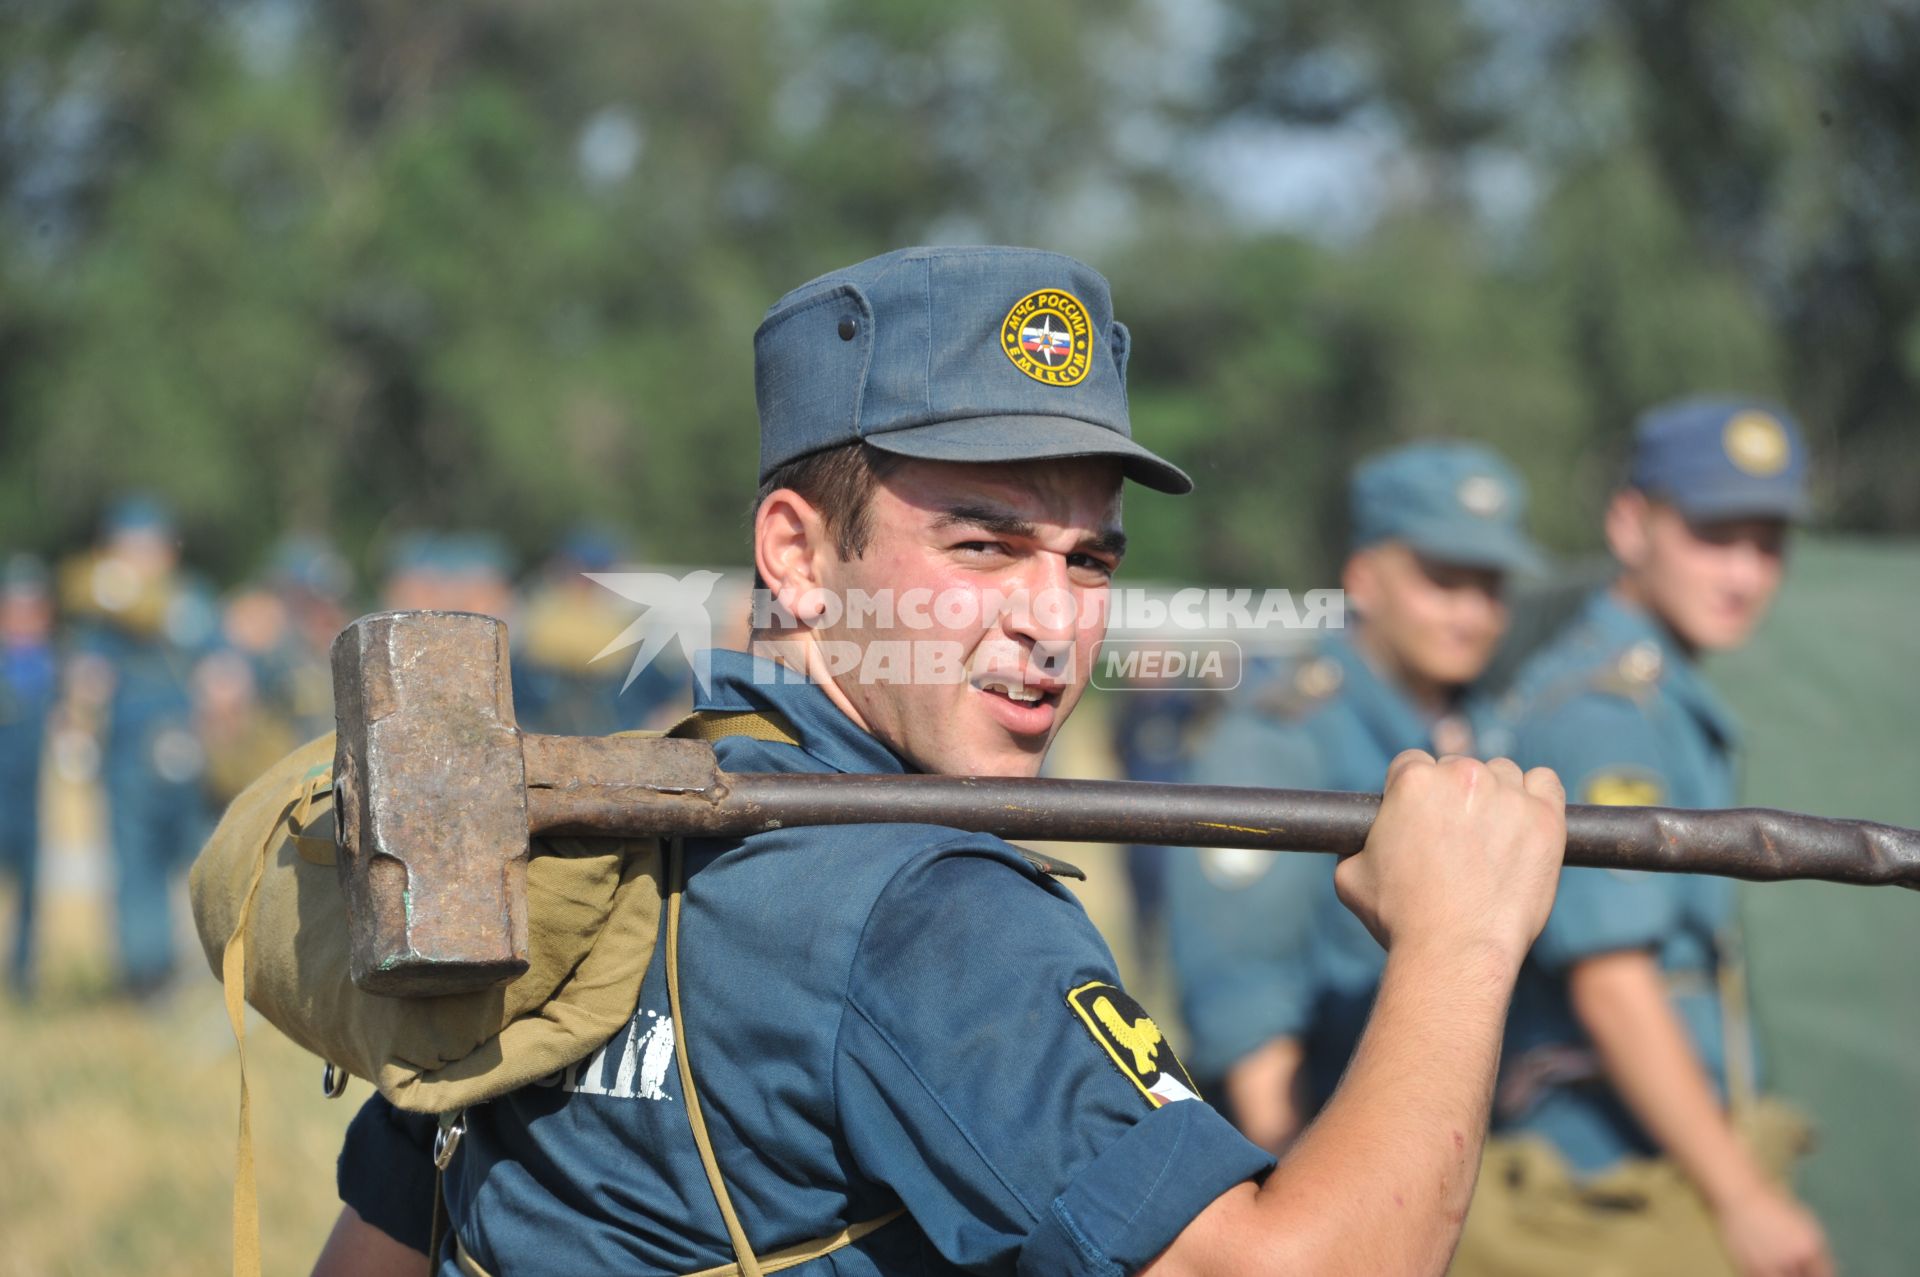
[
  {"xmin": 1396, "ymin": 520, "xmax": 1545, "ymax": 574},
  {"xmin": 1663, "ymin": 483, "xmax": 1809, "ymax": 524},
  {"xmin": 863, "ymin": 414, "xmax": 1193, "ymax": 495}
]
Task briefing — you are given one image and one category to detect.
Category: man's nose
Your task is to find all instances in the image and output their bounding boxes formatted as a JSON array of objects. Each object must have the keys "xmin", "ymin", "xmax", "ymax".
[
  {"xmin": 1001, "ymin": 554, "xmax": 1079, "ymax": 645},
  {"xmin": 1723, "ymin": 538, "xmax": 1778, "ymax": 593}
]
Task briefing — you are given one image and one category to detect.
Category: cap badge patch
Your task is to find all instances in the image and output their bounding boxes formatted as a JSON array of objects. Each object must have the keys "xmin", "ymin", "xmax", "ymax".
[
  {"xmin": 1001, "ymin": 289, "xmax": 1094, "ymax": 386},
  {"xmin": 1457, "ymin": 474, "xmax": 1508, "ymax": 517},
  {"xmin": 1723, "ymin": 411, "xmax": 1790, "ymax": 477},
  {"xmin": 1067, "ymin": 981, "xmax": 1200, "ymax": 1108}
]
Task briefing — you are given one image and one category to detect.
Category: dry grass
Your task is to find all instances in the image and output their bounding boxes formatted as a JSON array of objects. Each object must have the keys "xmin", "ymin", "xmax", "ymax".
[{"xmin": 0, "ymin": 783, "xmax": 366, "ymax": 1277}]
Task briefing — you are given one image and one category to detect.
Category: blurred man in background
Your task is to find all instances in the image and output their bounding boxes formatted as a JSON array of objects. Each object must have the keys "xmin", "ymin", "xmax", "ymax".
[
  {"xmin": 259, "ymin": 534, "xmax": 356, "ymax": 740},
  {"xmin": 1107, "ymin": 681, "xmax": 1209, "ymax": 960},
  {"xmin": 1166, "ymin": 442, "xmax": 1540, "ymax": 1152},
  {"xmin": 1455, "ymin": 400, "xmax": 1831, "ymax": 1277},
  {"xmin": 513, "ymin": 524, "xmax": 686, "ymax": 735},
  {"xmin": 61, "ymin": 496, "xmax": 218, "ymax": 1000},
  {"xmin": 0, "ymin": 554, "xmax": 58, "ymax": 999}
]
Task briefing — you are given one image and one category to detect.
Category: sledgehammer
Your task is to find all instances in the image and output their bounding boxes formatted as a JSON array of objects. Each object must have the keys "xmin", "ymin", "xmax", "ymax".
[{"xmin": 331, "ymin": 610, "xmax": 1920, "ymax": 998}]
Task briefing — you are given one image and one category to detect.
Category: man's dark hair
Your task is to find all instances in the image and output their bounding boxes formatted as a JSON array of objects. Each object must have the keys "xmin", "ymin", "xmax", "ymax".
[
  {"xmin": 748, "ymin": 443, "xmax": 907, "ymax": 635},
  {"xmin": 750, "ymin": 442, "xmax": 906, "ymax": 565}
]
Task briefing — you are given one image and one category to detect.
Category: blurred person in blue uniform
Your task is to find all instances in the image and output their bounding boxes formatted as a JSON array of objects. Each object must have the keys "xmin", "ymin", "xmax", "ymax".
[
  {"xmin": 0, "ymin": 555, "xmax": 58, "ymax": 998},
  {"xmin": 201, "ymin": 536, "xmax": 354, "ymax": 810},
  {"xmin": 513, "ymin": 525, "xmax": 685, "ymax": 736},
  {"xmin": 1454, "ymin": 400, "xmax": 1832, "ymax": 1277},
  {"xmin": 378, "ymin": 531, "xmax": 515, "ymax": 618},
  {"xmin": 1107, "ymin": 683, "xmax": 1209, "ymax": 953},
  {"xmin": 1166, "ymin": 443, "xmax": 1540, "ymax": 1153},
  {"xmin": 257, "ymin": 534, "xmax": 355, "ymax": 740},
  {"xmin": 307, "ymin": 248, "xmax": 1569, "ymax": 1277},
  {"xmin": 61, "ymin": 495, "xmax": 219, "ymax": 999}
]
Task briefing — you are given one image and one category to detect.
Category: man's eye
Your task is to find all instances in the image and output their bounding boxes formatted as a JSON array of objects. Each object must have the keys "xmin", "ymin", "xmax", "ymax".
[
  {"xmin": 953, "ymin": 541, "xmax": 1007, "ymax": 557},
  {"xmin": 1068, "ymin": 553, "xmax": 1116, "ymax": 578}
]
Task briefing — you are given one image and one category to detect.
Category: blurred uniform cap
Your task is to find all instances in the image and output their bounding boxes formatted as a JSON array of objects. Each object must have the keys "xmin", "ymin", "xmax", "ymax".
[
  {"xmin": 755, "ymin": 245, "xmax": 1191, "ymax": 494},
  {"xmin": 268, "ymin": 534, "xmax": 352, "ymax": 599},
  {"xmin": 1629, "ymin": 397, "xmax": 1810, "ymax": 522},
  {"xmin": 436, "ymin": 532, "xmax": 512, "ymax": 579},
  {"xmin": 104, "ymin": 492, "xmax": 175, "ymax": 536},
  {"xmin": 2, "ymin": 552, "xmax": 50, "ymax": 598},
  {"xmin": 555, "ymin": 524, "xmax": 622, "ymax": 574},
  {"xmin": 384, "ymin": 531, "xmax": 441, "ymax": 581},
  {"xmin": 1350, "ymin": 441, "xmax": 1542, "ymax": 573}
]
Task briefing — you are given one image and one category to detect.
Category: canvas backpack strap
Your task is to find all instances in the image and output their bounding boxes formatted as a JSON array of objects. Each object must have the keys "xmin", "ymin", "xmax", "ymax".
[
  {"xmin": 665, "ymin": 837, "xmax": 766, "ymax": 1277},
  {"xmin": 664, "ymin": 707, "xmax": 800, "ymax": 746},
  {"xmin": 221, "ymin": 762, "xmax": 331, "ymax": 1277}
]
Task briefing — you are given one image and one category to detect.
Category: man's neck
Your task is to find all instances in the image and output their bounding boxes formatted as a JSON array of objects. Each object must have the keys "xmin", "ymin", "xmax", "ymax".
[
  {"xmin": 754, "ymin": 632, "xmax": 883, "ymax": 741},
  {"xmin": 1350, "ymin": 623, "xmax": 1456, "ymax": 720},
  {"xmin": 1607, "ymin": 576, "xmax": 1698, "ymax": 660}
]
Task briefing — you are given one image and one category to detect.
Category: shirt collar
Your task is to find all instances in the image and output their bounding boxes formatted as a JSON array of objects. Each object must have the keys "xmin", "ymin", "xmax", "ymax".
[
  {"xmin": 1581, "ymin": 589, "xmax": 1741, "ymax": 747},
  {"xmin": 693, "ymin": 649, "xmax": 910, "ymax": 776},
  {"xmin": 1324, "ymin": 630, "xmax": 1441, "ymax": 756}
]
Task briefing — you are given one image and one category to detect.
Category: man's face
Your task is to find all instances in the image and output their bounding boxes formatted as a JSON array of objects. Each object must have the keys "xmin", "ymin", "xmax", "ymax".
[
  {"xmin": 1, "ymin": 590, "xmax": 52, "ymax": 645},
  {"xmin": 799, "ymin": 457, "xmax": 1125, "ymax": 778},
  {"xmin": 1609, "ymin": 493, "xmax": 1787, "ymax": 650},
  {"xmin": 1343, "ymin": 542, "xmax": 1508, "ymax": 688},
  {"xmin": 109, "ymin": 528, "xmax": 178, "ymax": 578}
]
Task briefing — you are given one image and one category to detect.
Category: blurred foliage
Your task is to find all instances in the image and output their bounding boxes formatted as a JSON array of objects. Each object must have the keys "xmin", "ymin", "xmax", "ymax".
[{"xmin": 0, "ymin": 0, "xmax": 1915, "ymax": 588}]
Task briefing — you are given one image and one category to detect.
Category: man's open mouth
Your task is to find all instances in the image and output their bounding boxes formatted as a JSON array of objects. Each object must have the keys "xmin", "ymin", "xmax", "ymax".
[{"xmin": 972, "ymin": 672, "xmax": 1062, "ymax": 707}]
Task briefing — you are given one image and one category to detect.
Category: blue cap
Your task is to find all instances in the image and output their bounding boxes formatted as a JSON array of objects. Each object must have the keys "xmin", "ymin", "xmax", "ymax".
[
  {"xmin": 555, "ymin": 523, "xmax": 622, "ymax": 574},
  {"xmin": 754, "ymin": 246, "xmax": 1191, "ymax": 494},
  {"xmin": 268, "ymin": 534, "xmax": 352, "ymax": 599},
  {"xmin": 385, "ymin": 531, "xmax": 439, "ymax": 580},
  {"xmin": 104, "ymin": 493, "xmax": 174, "ymax": 536},
  {"xmin": 1350, "ymin": 442, "xmax": 1541, "ymax": 572},
  {"xmin": 2, "ymin": 553, "xmax": 49, "ymax": 597},
  {"xmin": 437, "ymin": 532, "xmax": 512, "ymax": 578},
  {"xmin": 1629, "ymin": 397, "xmax": 1810, "ymax": 521}
]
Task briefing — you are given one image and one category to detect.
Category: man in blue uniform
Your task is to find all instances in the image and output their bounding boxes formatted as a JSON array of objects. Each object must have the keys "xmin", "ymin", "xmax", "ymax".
[
  {"xmin": 63, "ymin": 496, "xmax": 218, "ymax": 999},
  {"xmin": 1165, "ymin": 442, "xmax": 1540, "ymax": 1152},
  {"xmin": 514, "ymin": 526, "xmax": 685, "ymax": 736},
  {"xmin": 0, "ymin": 555, "xmax": 58, "ymax": 998},
  {"xmin": 1454, "ymin": 399, "xmax": 1832, "ymax": 1277},
  {"xmin": 308, "ymin": 248, "xmax": 1569, "ymax": 1277}
]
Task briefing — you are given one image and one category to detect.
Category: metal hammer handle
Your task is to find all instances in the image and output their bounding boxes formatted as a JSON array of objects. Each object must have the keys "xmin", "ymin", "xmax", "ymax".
[
  {"xmin": 332, "ymin": 609, "xmax": 1917, "ymax": 1000},
  {"xmin": 526, "ymin": 771, "xmax": 1920, "ymax": 890}
]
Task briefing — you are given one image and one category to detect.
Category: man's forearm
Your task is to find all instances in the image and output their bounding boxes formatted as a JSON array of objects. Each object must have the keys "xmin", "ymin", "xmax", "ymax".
[
  {"xmin": 311, "ymin": 1206, "xmax": 430, "ymax": 1277},
  {"xmin": 1569, "ymin": 951, "xmax": 1767, "ymax": 1209},
  {"xmin": 1234, "ymin": 940, "xmax": 1518, "ymax": 1274}
]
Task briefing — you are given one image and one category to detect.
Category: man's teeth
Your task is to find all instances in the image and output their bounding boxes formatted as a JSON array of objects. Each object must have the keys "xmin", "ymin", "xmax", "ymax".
[{"xmin": 980, "ymin": 677, "xmax": 1045, "ymax": 704}]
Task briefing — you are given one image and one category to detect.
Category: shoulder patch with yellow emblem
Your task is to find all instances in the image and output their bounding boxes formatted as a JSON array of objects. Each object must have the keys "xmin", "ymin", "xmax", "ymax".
[
  {"xmin": 1581, "ymin": 769, "xmax": 1666, "ymax": 807},
  {"xmin": 1067, "ymin": 981, "xmax": 1200, "ymax": 1108},
  {"xmin": 1001, "ymin": 289, "xmax": 1094, "ymax": 386}
]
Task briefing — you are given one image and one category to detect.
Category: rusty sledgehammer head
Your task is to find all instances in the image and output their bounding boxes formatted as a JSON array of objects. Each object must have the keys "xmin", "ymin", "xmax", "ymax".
[{"xmin": 331, "ymin": 610, "xmax": 530, "ymax": 996}]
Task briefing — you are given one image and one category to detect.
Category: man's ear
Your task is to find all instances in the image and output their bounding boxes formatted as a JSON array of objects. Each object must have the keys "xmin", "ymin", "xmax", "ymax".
[
  {"xmin": 754, "ymin": 488, "xmax": 833, "ymax": 623},
  {"xmin": 1603, "ymin": 489, "xmax": 1651, "ymax": 571},
  {"xmin": 1341, "ymin": 548, "xmax": 1378, "ymax": 617}
]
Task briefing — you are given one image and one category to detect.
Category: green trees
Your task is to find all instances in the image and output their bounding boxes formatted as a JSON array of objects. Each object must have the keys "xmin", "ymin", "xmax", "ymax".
[{"xmin": 1, "ymin": 0, "xmax": 1912, "ymax": 585}]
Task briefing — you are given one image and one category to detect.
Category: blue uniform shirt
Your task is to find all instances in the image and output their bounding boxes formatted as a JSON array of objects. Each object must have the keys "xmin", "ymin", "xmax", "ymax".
[
  {"xmin": 1166, "ymin": 634, "xmax": 1489, "ymax": 1095},
  {"xmin": 346, "ymin": 649, "xmax": 1272, "ymax": 1275},
  {"xmin": 1497, "ymin": 588, "xmax": 1746, "ymax": 1174}
]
